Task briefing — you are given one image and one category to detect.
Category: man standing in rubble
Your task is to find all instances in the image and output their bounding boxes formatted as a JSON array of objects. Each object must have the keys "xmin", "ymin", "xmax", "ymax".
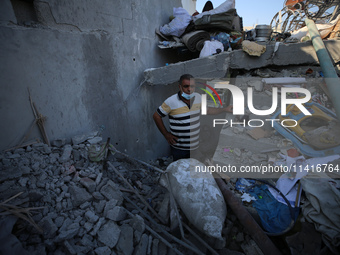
[{"xmin": 153, "ymin": 74, "xmax": 233, "ymax": 161}]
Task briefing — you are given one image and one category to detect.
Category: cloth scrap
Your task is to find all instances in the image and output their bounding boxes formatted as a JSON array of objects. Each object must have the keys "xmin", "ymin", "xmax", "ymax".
[
  {"xmin": 301, "ymin": 173, "xmax": 340, "ymax": 253},
  {"xmin": 242, "ymin": 40, "xmax": 266, "ymax": 56}
]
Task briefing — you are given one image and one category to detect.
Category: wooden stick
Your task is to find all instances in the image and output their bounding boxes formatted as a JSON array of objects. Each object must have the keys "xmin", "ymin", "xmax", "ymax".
[
  {"xmin": 27, "ymin": 88, "xmax": 50, "ymax": 147},
  {"xmin": 34, "ymin": 103, "xmax": 50, "ymax": 147},
  {"xmin": 125, "ymin": 209, "xmax": 184, "ymax": 255},
  {"xmin": 0, "ymin": 192, "xmax": 44, "ymax": 233},
  {"xmin": 124, "ymin": 195, "xmax": 204, "ymax": 255},
  {"xmin": 5, "ymin": 140, "xmax": 39, "ymax": 152},
  {"xmin": 107, "ymin": 161, "xmax": 166, "ymax": 224},
  {"xmin": 1, "ymin": 192, "xmax": 24, "ymax": 204},
  {"xmin": 182, "ymin": 222, "xmax": 219, "ymax": 255},
  {"xmin": 113, "ymin": 149, "xmax": 165, "ymax": 174},
  {"xmin": 119, "ymin": 187, "xmax": 135, "ymax": 193}
]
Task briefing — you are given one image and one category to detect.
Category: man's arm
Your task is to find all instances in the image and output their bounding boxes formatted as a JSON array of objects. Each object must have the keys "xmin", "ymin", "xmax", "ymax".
[
  {"xmin": 153, "ymin": 112, "xmax": 178, "ymax": 145},
  {"xmin": 207, "ymin": 105, "xmax": 233, "ymax": 115}
]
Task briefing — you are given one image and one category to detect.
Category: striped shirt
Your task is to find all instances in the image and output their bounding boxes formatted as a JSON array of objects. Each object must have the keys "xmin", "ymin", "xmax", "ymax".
[{"xmin": 157, "ymin": 92, "xmax": 201, "ymax": 150}]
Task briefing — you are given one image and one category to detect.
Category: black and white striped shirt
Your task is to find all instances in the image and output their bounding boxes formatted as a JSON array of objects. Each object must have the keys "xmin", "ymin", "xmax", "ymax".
[{"xmin": 157, "ymin": 92, "xmax": 201, "ymax": 150}]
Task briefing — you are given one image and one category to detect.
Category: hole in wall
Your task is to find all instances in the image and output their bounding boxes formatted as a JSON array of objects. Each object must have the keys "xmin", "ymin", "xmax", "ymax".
[
  {"xmin": 133, "ymin": 58, "xmax": 136, "ymax": 61},
  {"xmin": 10, "ymin": 0, "xmax": 38, "ymax": 26}
]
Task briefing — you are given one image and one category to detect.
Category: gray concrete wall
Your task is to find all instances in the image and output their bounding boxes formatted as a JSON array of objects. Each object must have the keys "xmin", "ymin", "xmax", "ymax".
[{"xmin": 0, "ymin": 0, "xmax": 183, "ymax": 159}]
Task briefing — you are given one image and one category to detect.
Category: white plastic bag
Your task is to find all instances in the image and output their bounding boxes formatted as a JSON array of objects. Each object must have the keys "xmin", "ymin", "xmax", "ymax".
[
  {"xmin": 160, "ymin": 7, "xmax": 192, "ymax": 37},
  {"xmin": 199, "ymin": 40, "xmax": 224, "ymax": 58}
]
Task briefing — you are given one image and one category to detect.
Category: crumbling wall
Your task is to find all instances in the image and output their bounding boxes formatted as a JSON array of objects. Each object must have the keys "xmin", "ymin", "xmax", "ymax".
[{"xmin": 0, "ymin": 0, "xmax": 183, "ymax": 159}]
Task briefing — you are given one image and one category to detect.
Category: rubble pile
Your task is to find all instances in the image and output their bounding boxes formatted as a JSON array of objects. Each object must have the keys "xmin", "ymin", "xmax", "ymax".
[
  {"xmin": 1, "ymin": 68, "xmax": 339, "ymax": 254},
  {"xmin": 0, "ymin": 133, "xmax": 258, "ymax": 255},
  {"xmin": 213, "ymin": 66, "xmax": 335, "ymax": 168}
]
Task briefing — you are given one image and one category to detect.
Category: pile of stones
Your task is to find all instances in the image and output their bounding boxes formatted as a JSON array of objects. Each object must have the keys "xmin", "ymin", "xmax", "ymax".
[{"xmin": 0, "ymin": 132, "xmax": 260, "ymax": 255}]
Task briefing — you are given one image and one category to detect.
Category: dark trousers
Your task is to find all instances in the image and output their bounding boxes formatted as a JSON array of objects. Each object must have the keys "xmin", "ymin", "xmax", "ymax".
[{"xmin": 171, "ymin": 147, "xmax": 191, "ymax": 161}]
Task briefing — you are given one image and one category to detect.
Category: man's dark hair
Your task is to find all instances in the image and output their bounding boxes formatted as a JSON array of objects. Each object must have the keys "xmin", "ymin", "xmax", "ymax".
[{"xmin": 179, "ymin": 74, "xmax": 194, "ymax": 85}]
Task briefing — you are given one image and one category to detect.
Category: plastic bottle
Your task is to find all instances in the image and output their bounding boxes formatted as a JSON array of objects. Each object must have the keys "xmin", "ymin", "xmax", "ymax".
[{"xmin": 216, "ymin": 32, "xmax": 230, "ymax": 51}]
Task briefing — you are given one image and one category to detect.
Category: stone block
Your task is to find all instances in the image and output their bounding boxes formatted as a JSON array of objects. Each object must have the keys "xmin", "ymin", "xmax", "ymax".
[
  {"xmin": 90, "ymin": 217, "xmax": 105, "ymax": 236},
  {"xmin": 94, "ymin": 200, "xmax": 106, "ymax": 214},
  {"xmin": 84, "ymin": 222, "xmax": 93, "ymax": 232},
  {"xmin": 63, "ymin": 240, "xmax": 76, "ymax": 255},
  {"xmin": 51, "ymin": 138, "xmax": 66, "ymax": 148},
  {"xmin": 94, "ymin": 246, "xmax": 111, "ymax": 255},
  {"xmin": 130, "ymin": 214, "xmax": 145, "ymax": 233},
  {"xmin": 103, "ymin": 199, "xmax": 119, "ymax": 217},
  {"xmin": 116, "ymin": 224, "xmax": 134, "ymax": 255},
  {"xmin": 93, "ymin": 191, "xmax": 105, "ymax": 200},
  {"xmin": 69, "ymin": 185, "xmax": 92, "ymax": 207},
  {"xmin": 59, "ymin": 145, "xmax": 73, "ymax": 163},
  {"xmin": 80, "ymin": 177, "xmax": 96, "ymax": 193},
  {"xmin": 100, "ymin": 181, "xmax": 123, "ymax": 204},
  {"xmin": 152, "ymin": 239, "xmax": 159, "ymax": 255},
  {"xmin": 97, "ymin": 221, "xmax": 121, "ymax": 248},
  {"xmin": 133, "ymin": 234, "xmax": 149, "ymax": 255},
  {"xmin": 106, "ymin": 206, "xmax": 127, "ymax": 221},
  {"xmin": 40, "ymin": 216, "xmax": 58, "ymax": 239},
  {"xmin": 87, "ymin": 137, "xmax": 102, "ymax": 144},
  {"xmin": 85, "ymin": 211, "xmax": 99, "ymax": 223},
  {"xmin": 55, "ymin": 227, "xmax": 79, "ymax": 242}
]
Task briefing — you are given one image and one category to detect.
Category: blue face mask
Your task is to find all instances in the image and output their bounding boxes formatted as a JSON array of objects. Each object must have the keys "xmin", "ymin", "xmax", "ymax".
[{"xmin": 181, "ymin": 92, "xmax": 194, "ymax": 100}]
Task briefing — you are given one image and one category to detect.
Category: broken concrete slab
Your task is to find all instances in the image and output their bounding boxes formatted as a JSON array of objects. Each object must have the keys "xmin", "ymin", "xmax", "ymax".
[
  {"xmin": 144, "ymin": 52, "xmax": 230, "ymax": 86},
  {"xmin": 230, "ymin": 40, "xmax": 340, "ymax": 70},
  {"xmin": 144, "ymin": 40, "xmax": 340, "ymax": 86}
]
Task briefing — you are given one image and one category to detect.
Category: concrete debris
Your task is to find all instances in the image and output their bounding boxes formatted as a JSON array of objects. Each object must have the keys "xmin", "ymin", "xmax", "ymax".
[
  {"xmin": 4, "ymin": 133, "xmax": 253, "ymax": 254},
  {"xmin": 2, "ymin": 75, "xmax": 337, "ymax": 255},
  {"xmin": 0, "ymin": 132, "xmax": 255, "ymax": 255}
]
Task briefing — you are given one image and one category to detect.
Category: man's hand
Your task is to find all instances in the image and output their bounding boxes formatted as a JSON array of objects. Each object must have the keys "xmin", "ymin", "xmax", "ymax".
[{"xmin": 164, "ymin": 132, "xmax": 178, "ymax": 145}]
